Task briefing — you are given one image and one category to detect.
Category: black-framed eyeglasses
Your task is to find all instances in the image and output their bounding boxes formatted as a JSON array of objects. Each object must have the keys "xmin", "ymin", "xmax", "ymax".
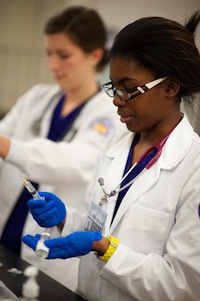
[{"xmin": 103, "ymin": 77, "xmax": 168, "ymax": 101}]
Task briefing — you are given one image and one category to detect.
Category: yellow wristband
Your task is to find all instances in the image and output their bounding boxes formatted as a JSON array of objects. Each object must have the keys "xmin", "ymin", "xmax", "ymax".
[{"xmin": 100, "ymin": 236, "xmax": 120, "ymax": 262}]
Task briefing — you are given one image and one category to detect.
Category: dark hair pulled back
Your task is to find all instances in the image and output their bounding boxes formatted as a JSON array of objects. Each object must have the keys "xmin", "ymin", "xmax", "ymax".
[
  {"xmin": 110, "ymin": 11, "xmax": 200, "ymax": 100},
  {"xmin": 44, "ymin": 6, "xmax": 109, "ymax": 72}
]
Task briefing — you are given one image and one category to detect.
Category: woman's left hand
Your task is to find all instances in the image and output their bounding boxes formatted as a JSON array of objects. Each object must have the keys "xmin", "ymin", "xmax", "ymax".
[{"xmin": 22, "ymin": 231, "xmax": 103, "ymax": 259}]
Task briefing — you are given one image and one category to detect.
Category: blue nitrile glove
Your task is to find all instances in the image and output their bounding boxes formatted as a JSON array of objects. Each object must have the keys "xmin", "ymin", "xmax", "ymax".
[
  {"xmin": 27, "ymin": 192, "xmax": 66, "ymax": 227},
  {"xmin": 22, "ymin": 234, "xmax": 41, "ymax": 251},
  {"xmin": 22, "ymin": 231, "xmax": 102, "ymax": 259}
]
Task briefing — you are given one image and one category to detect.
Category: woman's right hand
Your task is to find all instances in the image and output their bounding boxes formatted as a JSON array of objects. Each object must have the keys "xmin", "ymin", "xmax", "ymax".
[{"xmin": 27, "ymin": 192, "xmax": 66, "ymax": 228}]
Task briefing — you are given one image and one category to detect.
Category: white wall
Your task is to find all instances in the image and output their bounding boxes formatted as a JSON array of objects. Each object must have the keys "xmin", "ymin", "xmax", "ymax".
[
  {"xmin": 0, "ymin": 0, "xmax": 200, "ymax": 115},
  {"xmin": 95, "ymin": 0, "xmax": 200, "ymax": 29}
]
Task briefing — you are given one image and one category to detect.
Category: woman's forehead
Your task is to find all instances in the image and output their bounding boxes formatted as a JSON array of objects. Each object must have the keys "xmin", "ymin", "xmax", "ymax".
[{"xmin": 109, "ymin": 57, "xmax": 153, "ymax": 81}]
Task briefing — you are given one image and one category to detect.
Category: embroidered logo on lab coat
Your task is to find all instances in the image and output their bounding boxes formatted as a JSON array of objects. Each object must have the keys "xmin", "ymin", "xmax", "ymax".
[{"xmin": 89, "ymin": 118, "xmax": 113, "ymax": 136}]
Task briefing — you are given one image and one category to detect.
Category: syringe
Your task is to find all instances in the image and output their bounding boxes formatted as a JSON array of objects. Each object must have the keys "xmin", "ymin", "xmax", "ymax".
[
  {"xmin": 23, "ymin": 177, "xmax": 43, "ymax": 201},
  {"xmin": 22, "ymin": 177, "xmax": 51, "ymax": 259}
]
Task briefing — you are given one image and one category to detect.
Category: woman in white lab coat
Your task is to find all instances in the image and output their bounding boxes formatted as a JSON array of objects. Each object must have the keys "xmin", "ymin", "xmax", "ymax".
[
  {"xmin": 0, "ymin": 6, "xmax": 123, "ymax": 291},
  {"xmin": 23, "ymin": 12, "xmax": 200, "ymax": 301}
]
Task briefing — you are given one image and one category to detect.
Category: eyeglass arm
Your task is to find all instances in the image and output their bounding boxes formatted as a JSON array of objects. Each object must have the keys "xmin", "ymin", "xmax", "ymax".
[{"xmin": 145, "ymin": 76, "xmax": 168, "ymax": 89}]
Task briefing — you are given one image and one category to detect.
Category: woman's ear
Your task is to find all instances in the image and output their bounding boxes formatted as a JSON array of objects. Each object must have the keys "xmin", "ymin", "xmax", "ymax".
[
  {"xmin": 90, "ymin": 48, "xmax": 103, "ymax": 67},
  {"xmin": 165, "ymin": 78, "xmax": 180, "ymax": 98}
]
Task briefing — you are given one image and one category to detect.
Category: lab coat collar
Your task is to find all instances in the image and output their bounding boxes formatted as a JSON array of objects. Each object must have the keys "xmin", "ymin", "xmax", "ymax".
[
  {"xmin": 105, "ymin": 114, "xmax": 193, "ymax": 170},
  {"xmin": 159, "ymin": 114, "xmax": 194, "ymax": 169}
]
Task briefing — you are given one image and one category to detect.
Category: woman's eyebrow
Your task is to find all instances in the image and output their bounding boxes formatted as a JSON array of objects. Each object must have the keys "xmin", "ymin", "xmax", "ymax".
[{"xmin": 110, "ymin": 77, "xmax": 137, "ymax": 86}]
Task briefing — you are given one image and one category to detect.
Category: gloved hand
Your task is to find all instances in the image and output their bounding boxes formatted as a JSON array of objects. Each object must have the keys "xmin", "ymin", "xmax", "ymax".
[
  {"xmin": 22, "ymin": 231, "xmax": 102, "ymax": 259},
  {"xmin": 27, "ymin": 192, "xmax": 66, "ymax": 228}
]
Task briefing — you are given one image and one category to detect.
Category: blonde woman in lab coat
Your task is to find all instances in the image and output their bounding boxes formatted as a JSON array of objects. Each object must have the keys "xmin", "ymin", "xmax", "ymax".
[
  {"xmin": 0, "ymin": 6, "xmax": 124, "ymax": 291},
  {"xmin": 22, "ymin": 12, "xmax": 200, "ymax": 301}
]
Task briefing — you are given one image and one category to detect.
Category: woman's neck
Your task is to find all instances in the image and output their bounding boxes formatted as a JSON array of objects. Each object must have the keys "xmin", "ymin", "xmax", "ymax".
[
  {"xmin": 138, "ymin": 112, "xmax": 182, "ymax": 146},
  {"xmin": 61, "ymin": 80, "xmax": 99, "ymax": 117}
]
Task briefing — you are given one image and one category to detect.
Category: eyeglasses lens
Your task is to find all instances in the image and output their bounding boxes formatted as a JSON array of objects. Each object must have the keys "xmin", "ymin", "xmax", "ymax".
[{"xmin": 104, "ymin": 84, "xmax": 114, "ymax": 97}]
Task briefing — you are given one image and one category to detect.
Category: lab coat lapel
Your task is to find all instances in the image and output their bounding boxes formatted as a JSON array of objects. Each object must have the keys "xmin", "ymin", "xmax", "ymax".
[
  {"xmin": 109, "ymin": 162, "xmax": 160, "ymax": 233},
  {"xmin": 103, "ymin": 132, "xmax": 134, "ymax": 196}
]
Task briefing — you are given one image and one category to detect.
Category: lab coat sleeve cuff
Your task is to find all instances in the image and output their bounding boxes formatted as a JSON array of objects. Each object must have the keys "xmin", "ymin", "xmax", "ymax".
[
  {"xmin": 6, "ymin": 138, "xmax": 30, "ymax": 169},
  {"xmin": 100, "ymin": 243, "xmax": 129, "ymax": 274},
  {"xmin": 99, "ymin": 243, "xmax": 144, "ymax": 280}
]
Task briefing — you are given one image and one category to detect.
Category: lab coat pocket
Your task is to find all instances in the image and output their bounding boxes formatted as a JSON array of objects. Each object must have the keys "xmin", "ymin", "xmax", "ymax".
[{"xmin": 119, "ymin": 204, "xmax": 170, "ymax": 255}]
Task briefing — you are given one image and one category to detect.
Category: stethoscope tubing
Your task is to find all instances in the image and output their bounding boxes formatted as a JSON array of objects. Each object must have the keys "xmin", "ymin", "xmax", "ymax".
[
  {"xmin": 98, "ymin": 132, "xmax": 171, "ymax": 201},
  {"xmin": 98, "ymin": 166, "xmax": 147, "ymax": 199}
]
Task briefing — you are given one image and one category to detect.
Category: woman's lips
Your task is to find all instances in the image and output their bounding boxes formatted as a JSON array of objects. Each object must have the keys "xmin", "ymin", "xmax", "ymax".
[
  {"xmin": 119, "ymin": 114, "xmax": 133, "ymax": 123},
  {"xmin": 55, "ymin": 74, "xmax": 65, "ymax": 81}
]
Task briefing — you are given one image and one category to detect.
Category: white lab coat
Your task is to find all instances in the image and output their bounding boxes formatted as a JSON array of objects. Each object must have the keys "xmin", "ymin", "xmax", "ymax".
[
  {"xmin": 62, "ymin": 114, "xmax": 200, "ymax": 301},
  {"xmin": 0, "ymin": 84, "xmax": 125, "ymax": 292}
]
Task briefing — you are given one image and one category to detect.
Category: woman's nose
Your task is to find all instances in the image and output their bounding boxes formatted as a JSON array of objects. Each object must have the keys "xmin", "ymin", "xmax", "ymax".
[
  {"xmin": 48, "ymin": 56, "xmax": 60, "ymax": 71},
  {"xmin": 113, "ymin": 95, "xmax": 126, "ymax": 107}
]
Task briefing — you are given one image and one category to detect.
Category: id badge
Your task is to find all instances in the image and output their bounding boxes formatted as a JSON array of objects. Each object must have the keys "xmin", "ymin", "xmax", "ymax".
[{"xmin": 85, "ymin": 202, "xmax": 107, "ymax": 233}]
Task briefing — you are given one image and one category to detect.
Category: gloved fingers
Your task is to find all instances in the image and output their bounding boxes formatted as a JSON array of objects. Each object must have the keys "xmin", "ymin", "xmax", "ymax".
[
  {"xmin": 31, "ymin": 209, "xmax": 58, "ymax": 227},
  {"xmin": 22, "ymin": 234, "xmax": 41, "ymax": 251},
  {"xmin": 29, "ymin": 201, "xmax": 55, "ymax": 216},
  {"xmin": 45, "ymin": 237, "xmax": 65, "ymax": 249},
  {"xmin": 45, "ymin": 237, "xmax": 75, "ymax": 258},
  {"xmin": 39, "ymin": 191, "xmax": 62, "ymax": 202},
  {"xmin": 27, "ymin": 191, "xmax": 59, "ymax": 208},
  {"xmin": 45, "ymin": 231, "xmax": 103, "ymax": 259},
  {"xmin": 44, "ymin": 237, "xmax": 72, "ymax": 259},
  {"xmin": 29, "ymin": 192, "xmax": 66, "ymax": 227},
  {"xmin": 27, "ymin": 199, "xmax": 46, "ymax": 209},
  {"xmin": 33, "ymin": 207, "xmax": 57, "ymax": 220},
  {"xmin": 39, "ymin": 214, "xmax": 60, "ymax": 227},
  {"xmin": 47, "ymin": 249, "xmax": 71, "ymax": 259},
  {"xmin": 66, "ymin": 231, "xmax": 103, "ymax": 252}
]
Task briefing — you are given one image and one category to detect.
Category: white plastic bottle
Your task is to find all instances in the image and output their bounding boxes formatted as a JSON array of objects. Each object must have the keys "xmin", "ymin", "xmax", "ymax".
[
  {"xmin": 35, "ymin": 232, "xmax": 51, "ymax": 259},
  {"xmin": 21, "ymin": 266, "xmax": 39, "ymax": 301}
]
